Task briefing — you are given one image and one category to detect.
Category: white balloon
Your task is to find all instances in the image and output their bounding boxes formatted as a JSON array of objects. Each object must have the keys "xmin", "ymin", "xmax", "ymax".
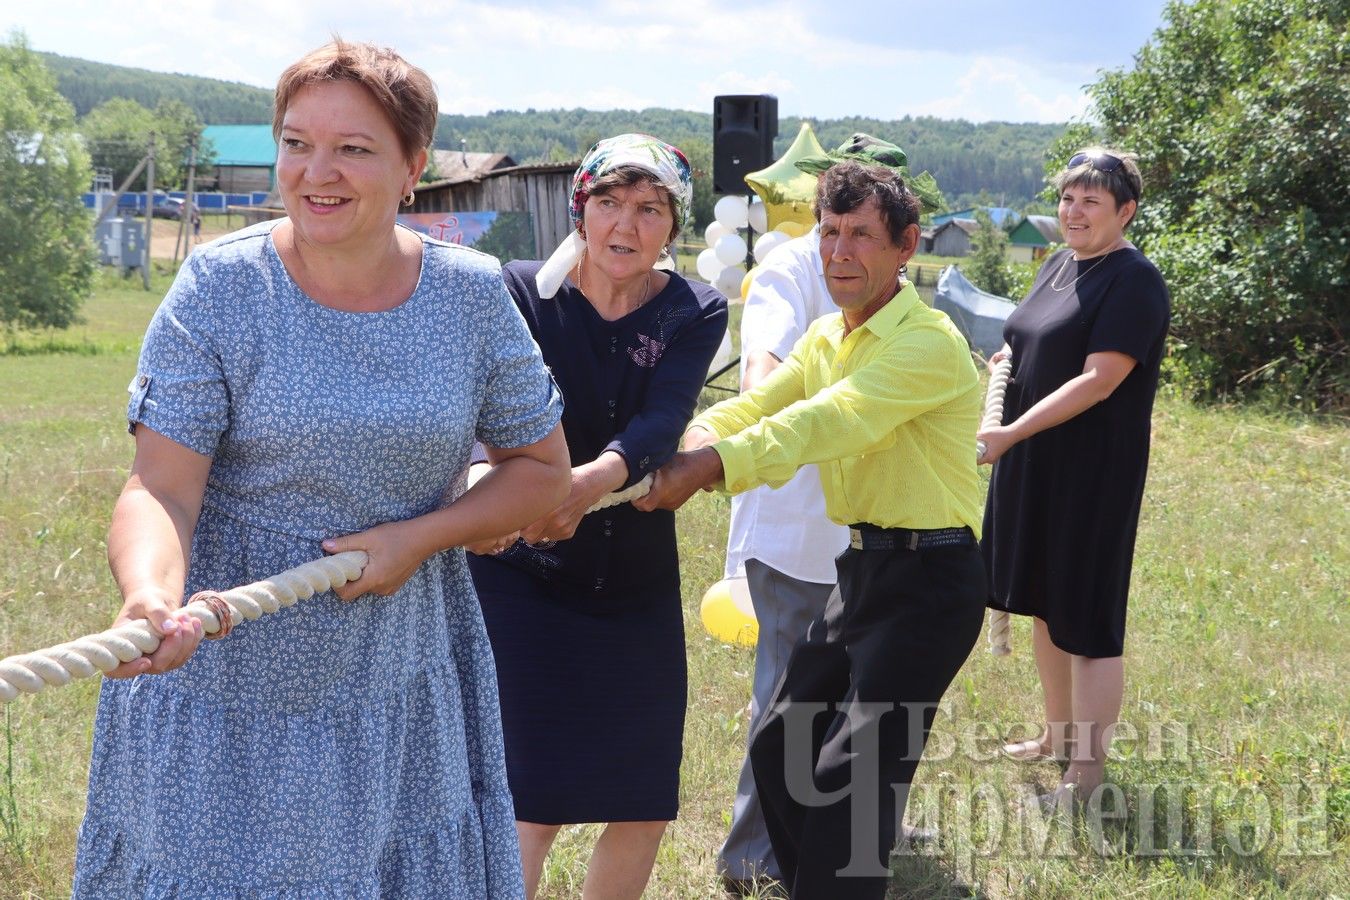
[
  {"xmin": 747, "ymin": 198, "xmax": 768, "ymax": 233},
  {"xmin": 714, "ymin": 233, "xmax": 748, "ymax": 267},
  {"xmin": 696, "ymin": 247, "xmax": 724, "ymax": 282},
  {"xmin": 753, "ymin": 230, "xmax": 791, "ymax": 264},
  {"xmin": 704, "ymin": 221, "xmax": 730, "ymax": 247},
  {"xmin": 714, "ymin": 195, "xmax": 750, "ymax": 230},
  {"xmin": 715, "ymin": 265, "xmax": 746, "ymax": 297}
]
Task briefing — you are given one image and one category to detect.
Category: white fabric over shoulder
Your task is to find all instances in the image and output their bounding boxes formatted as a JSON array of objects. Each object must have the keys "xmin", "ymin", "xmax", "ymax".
[{"xmin": 535, "ymin": 231, "xmax": 587, "ymax": 299}]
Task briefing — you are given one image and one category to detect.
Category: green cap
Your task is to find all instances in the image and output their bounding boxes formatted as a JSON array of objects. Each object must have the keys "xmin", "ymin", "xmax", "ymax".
[{"xmin": 795, "ymin": 132, "xmax": 942, "ymax": 212}]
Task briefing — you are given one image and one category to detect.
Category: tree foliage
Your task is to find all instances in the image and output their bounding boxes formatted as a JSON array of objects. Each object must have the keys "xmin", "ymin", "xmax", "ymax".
[
  {"xmin": 964, "ymin": 209, "xmax": 1016, "ymax": 297},
  {"xmin": 81, "ymin": 97, "xmax": 213, "ymax": 190},
  {"xmin": 471, "ymin": 212, "xmax": 536, "ymax": 264},
  {"xmin": 1063, "ymin": 0, "xmax": 1349, "ymax": 408},
  {"xmin": 41, "ymin": 51, "xmax": 1064, "ymax": 231},
  {"xmin": 0, "ymin": 33, "xmax": 95, "ymax": 331},
  {"xmin": 48, "ymin": 51, "xmax": 1045, "ymax": 232},
  {"xmin": 434, "ymin": 109, "xmax": 1062, "ymax": 227},
  {"xmin": 40, "ymin": 52, "xmax": 272, "ymax": 123},
  {"xmin": 679, "ymin": 135, "xmax": 715, "ymax": 236}
]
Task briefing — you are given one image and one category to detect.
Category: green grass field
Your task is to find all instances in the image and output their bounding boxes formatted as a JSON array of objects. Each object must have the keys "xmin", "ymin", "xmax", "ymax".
[{"xmin": 0, "ymin": 271, "xmax": 1346, "ymax": 898}]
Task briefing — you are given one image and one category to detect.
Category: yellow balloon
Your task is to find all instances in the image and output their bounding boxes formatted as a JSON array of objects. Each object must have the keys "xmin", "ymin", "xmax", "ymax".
[
  {"xmin": 745, "ymin": 122, "xmax": 826, "ymax": 233},
  {"xmin": 776, "ymin": 220, "xmax": 808, "ymax": 238},
  {"xmin": 740, "ymin": 265, "xmax": 761, "ymax": 301},
  {"xmin": 700, "ymin": 578, "xmax": 758, "ymax": 646}
]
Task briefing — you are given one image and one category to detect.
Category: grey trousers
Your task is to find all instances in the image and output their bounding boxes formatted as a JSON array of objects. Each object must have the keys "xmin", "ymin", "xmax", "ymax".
[{"xmin": 718, "ymin": 558, "xmax": 836, "ymax": 881}]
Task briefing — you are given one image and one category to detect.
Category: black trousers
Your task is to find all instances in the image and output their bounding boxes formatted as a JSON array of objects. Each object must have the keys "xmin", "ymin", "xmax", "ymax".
[{"xmin": 748, "ymin": 542, "xmax": 987, "ymax": 900}]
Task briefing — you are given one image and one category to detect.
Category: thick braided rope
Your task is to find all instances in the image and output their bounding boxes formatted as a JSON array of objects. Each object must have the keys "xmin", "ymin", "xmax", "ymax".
[
  {"xmin": 980, "ymin": 356, "xmax": 1014, "ymax": 657},
  {"xmin": 586, "ymin": 473, "xmax": 653, "ymax": 513},
  {"xmin": 0, "ymin": 551, "xmax": 367, "ymax": 704},
  {"xmin": 466, "ymin": 467, "xmax": 653, "ymax": 515},
  {"xmin": 977, "ymin": 356, "xmax": 1013, "ymax": 461}
]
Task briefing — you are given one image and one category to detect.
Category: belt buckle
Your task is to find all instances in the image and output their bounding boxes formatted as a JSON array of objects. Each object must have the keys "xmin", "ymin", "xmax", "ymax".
[{"xmin": 849, "ymin": 527, "xmax": 864, "ymax": 550}]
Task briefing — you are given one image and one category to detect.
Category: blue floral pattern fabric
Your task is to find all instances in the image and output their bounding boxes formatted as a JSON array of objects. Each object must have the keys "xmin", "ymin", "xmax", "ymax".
[{"xmin": 72, "ymin": 221, "xmax": 559, "ymax": 899}]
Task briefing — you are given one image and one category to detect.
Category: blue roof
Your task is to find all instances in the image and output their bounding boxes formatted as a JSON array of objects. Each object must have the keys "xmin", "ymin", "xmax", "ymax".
[
  {"xmin": 203, "ymin": 125, "xmax": 277, "ymax": 167},
  {"xmin": 931, "ymin": 206, "xmax": 1019, "ymax": 228}
]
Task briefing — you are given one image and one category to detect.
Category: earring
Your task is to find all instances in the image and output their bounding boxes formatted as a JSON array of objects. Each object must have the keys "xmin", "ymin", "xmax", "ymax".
[{"xmin": 403, "ymin": 191, "xmax": 415, "ymax": 207}]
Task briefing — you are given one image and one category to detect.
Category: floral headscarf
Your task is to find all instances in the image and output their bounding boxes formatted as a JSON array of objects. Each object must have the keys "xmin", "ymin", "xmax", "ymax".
[
  {"xmin": 567, "ymin": 133, "xmax": 693, "ymax": 231},
  {"xmin": 537, "ymin": 133, "xmax": 694, "ymax": 298}
]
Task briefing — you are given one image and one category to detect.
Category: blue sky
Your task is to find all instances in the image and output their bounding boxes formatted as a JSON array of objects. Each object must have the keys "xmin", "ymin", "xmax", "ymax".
[{"xmin": 5, "ymin": 0, "xmax": 1173, "ymax": 123}]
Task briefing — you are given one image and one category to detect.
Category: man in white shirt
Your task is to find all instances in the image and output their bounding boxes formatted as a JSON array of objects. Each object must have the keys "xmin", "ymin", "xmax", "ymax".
[{"xmin": 718, "ymin": 224, "xmax": 850, "ymax": 891}]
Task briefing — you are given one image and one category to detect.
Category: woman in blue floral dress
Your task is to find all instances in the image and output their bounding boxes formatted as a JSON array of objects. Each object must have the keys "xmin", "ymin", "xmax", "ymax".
[{"xmin": 72, "ymin": 40, "xmax": 569, "ymax": 898}]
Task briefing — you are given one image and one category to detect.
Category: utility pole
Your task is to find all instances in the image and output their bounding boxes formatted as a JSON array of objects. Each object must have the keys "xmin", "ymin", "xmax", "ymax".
[
  {"xmin": 173, "ymin": 136, "xmax": 198, "ymax": 267},
  {"xmin": 93, "ymin": 155, "xmax": 150, "ymax": 225},
  {"xmin": 142, "ymin": 133, "xmax": 156, "ymax": 290}
]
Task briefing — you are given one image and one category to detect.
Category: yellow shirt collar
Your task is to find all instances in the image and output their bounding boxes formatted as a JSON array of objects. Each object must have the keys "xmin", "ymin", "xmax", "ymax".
[{"xmin": 860, "ymin": 280, "xmax": 923, "ymax": 338}]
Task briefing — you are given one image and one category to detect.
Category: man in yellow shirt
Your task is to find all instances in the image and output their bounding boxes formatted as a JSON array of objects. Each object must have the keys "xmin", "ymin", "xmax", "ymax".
[{"xmin": 637, "ymin": 160, "xmax": 986, "ymax": 899}]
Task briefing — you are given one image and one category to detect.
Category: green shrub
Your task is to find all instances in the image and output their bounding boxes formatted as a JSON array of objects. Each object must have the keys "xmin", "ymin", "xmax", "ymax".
[{"xmin": 1048, "ymin": 0, "xmax": 1349, "ymax": 411}]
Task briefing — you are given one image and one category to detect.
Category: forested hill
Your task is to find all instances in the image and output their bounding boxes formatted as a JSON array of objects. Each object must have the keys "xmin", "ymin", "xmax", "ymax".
[
  {"xmin": 44, "ymin": 52, "xmax": 1065, "ymax": 203},
  {"xmin": 440, "ymin": 110, "xmax": 1064, "ymax": 203},
  {"xmin": 41, "ymin": 53, "xmax": 274, "ymax": 123}
]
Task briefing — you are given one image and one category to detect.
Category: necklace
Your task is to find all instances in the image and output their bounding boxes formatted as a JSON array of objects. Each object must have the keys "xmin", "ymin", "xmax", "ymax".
[
  {"xmin": 576, "ymin": 255, "xmax": 653, "ymax": 314},
  {"xmin": 1049, "ymin": 244, "xmax": 1121, "ymax": 292}
]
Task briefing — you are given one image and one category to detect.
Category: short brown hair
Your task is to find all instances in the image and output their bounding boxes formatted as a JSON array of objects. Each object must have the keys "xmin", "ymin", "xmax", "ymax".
[
  {"xmin": 273, "ymin": 39, "xmax": 437, "ymax": 163},
  {"xmin": 586, "ymin": 165, "xmax": 682, "ymax": 244},
  {"xmin": 1052, "ymin": 147, "xmax": 1143, "ymax": 225},
  {"xmin": 814, "ymin": 160, "xmax": 921, "ymax": 245}
]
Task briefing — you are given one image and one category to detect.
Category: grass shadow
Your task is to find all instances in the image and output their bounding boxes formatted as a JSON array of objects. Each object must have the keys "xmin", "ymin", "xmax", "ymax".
[
  {"xmin": 1081, "ymin": 779, "xmax": 1303, "ymax": 891},
  {"xmin": 888, "ymin": 849, "xmax": 985, "ymax": 898}
]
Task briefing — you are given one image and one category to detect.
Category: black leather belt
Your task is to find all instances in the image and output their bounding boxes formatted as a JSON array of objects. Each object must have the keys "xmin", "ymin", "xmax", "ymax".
[{"xmin": 848, "ymin": 524, "xmax": 975, "ymax": 551}]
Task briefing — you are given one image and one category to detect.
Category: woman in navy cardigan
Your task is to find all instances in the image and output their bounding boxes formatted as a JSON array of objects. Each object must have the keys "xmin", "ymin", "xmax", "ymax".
[{"xmin": 468, "ymin": 134, "xmax": 727, "ymax": 899}]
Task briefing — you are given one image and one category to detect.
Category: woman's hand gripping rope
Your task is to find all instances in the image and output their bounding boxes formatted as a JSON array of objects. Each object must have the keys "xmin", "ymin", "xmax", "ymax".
[
  {"xmin": 976, "ymin": 352, "xmax": 1014, "ymax": 466},
  {"xmin": 0, "ymin": 552, "xmax": 368, "ymax": 703},
  {"xmin": 464, "ymin": 467, "xmax": 653, "ymax": 554}
]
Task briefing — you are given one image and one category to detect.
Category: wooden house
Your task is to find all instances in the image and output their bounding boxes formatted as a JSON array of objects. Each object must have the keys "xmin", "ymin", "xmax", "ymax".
[
  {"xmin": 231, "ymin": 150, "xmax": 579, "ymax": 260},
  {"xmin": 410, "ymin": 159, "xmax": 575, "ymax": 261},
  {"xmin": 1007, "ymin": 215, "xmax": 1062, "ymax": 262},
  {"xmin": 202, "ymin": 125, "xmax": 277, "ymax": 193},
  {"xmin": 931, "ymin": 206, "xmax": 1019, "ymax": 228},
  {"xmin": 930, "ymin": 218, "xmax": 980, "ymax": 257}
]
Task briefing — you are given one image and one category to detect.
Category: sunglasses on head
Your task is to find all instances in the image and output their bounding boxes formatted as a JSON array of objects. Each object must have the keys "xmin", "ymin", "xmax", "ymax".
[
  {"xmin": 1067, "ymin": 152, "xmax": 1138, "ymax": 199},
  {"xmin": 1068, "ymin": 151, "xmax": 1125, "ymax": 172}
]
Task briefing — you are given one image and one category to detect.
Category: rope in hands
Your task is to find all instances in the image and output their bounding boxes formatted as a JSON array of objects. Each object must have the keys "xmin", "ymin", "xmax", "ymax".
[
  {"xmin": 979, "ymin": 355, "xmax": 1014, "ymax": 656},
  {"xmin": 0, "ymin": 552, "xmax": 368, "ymax": 704},
  {"xmin": 7, "ymin": 380, "xmax": 1023, "ymax": 699},
  {"xmin": 586, "ymin": 473, "xmax": 652, "ymax": 513},
  {"xmin": 0, "ymin": 474, "xmax": 657, "ymax": 704},
  {"xmin": 463, "ymin": 468, "xmax": 653, "ymax": 516}
]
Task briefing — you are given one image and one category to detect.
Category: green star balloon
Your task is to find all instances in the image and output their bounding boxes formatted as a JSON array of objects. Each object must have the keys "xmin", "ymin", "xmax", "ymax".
[{"xmin": 744, "ymin": 122, "xmax": 828, "ymax": 233}]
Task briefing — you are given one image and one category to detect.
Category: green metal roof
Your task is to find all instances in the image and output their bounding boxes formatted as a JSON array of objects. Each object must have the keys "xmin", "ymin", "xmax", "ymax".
[
  {"xmin": 1008, "ymin": 215, "xmax": 1061, "ymax": 246},
  {"xmin": 203, "ymin": 125, "xmax": 277, "ymax": 167}
]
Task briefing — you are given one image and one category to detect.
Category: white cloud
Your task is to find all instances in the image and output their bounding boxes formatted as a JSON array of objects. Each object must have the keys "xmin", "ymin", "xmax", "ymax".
[
  {"xmin": 907, "ymin": 56, "xmax": 1091, "ymax": 123},
  {"xmin": 4, "ymin": 0, "xmax": 1126, "ymax": 122},
  {"xmin": 692, "ymin": 70, "xmax": 798, "ymax": 109}
]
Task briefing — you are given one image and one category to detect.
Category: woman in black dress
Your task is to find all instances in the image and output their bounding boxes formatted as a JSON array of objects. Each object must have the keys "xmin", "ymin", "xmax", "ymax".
[
  {"xmin": 978, "ymin": 148, "xmax": 1169, "ymax": 805},
  {"xmin": 467, "ymin": 134, "xmax": 726, "ymax": 899}
]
